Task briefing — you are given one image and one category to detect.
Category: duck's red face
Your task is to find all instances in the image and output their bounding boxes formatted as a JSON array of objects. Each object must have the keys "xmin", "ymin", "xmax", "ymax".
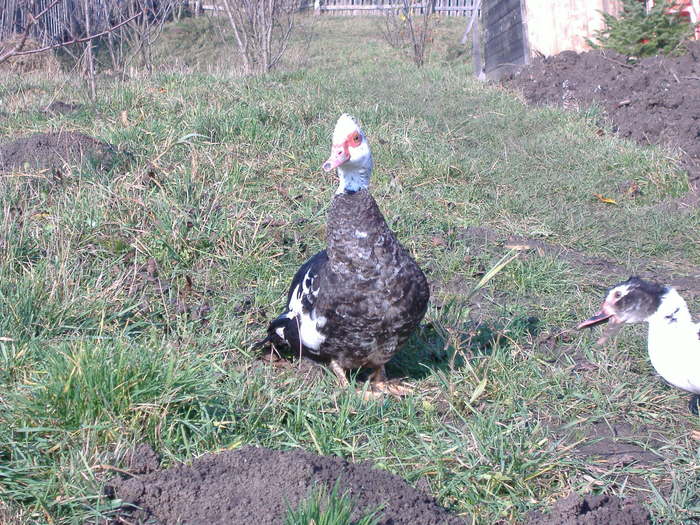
[
  {"xmin": 322, "ymin": 129, "xmax": 362, "ymax": 172},
  {"xmin": 322, "ymin": 114, "xmax": 369, "ymax": 173}
]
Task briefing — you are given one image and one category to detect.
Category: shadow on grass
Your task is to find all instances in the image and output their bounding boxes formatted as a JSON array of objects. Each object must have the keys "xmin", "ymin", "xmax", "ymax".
[{"xmin": 387, "ymin": 314, "xmax": 540, "ymax": 381}]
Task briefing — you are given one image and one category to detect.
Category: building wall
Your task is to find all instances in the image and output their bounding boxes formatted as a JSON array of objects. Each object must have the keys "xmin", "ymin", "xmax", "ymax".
[{"xmin": 523, "ymin": 0, "xmax": 622, "ymax": 56}]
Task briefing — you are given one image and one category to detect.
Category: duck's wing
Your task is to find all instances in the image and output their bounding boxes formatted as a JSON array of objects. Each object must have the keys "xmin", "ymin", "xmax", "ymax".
[
  {"xmin": 286, "ymin": 250, "xmax": 328, "ymax": 311},
  {"xmin": 255, "ymin": 250, "xmax": 329, "ymax": 354}
]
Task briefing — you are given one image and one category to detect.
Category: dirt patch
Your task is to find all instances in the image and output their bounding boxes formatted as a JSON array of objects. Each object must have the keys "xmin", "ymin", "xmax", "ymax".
[
  {"xmin": 503, "ymin": 41, "xmax": 700, "ymax": 194},
  {"xmin": 571, "ymin": 420, "xmax": 664, "ymax": 472},
  {"xmin": 107, "ymin": 445, "xmax": 467, "ymax": 525},
  {"xmin": 456, "ymin": 226, "xmax": 700, "ymax": 300},
  {"xmin": 524, "ymin": 492, "xmax": 650, "ymax": 525},
  {"xmin": 123, "ymin": 443, "xmax": 162, "ymax": 476},
  {"xmin": 43, "ymin": 101, "xmax": 83, "ymax": 116},
  {"xmin": 120, "ymin": 257, "xmax": 212, "ymax": 326},
  {"xmin": 0, "ymin": 131, "xmax": 124, "ymax": 173}
]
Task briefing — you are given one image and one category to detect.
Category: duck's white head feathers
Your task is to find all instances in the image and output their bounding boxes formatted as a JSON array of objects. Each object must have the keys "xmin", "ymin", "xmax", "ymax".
[
  {"xmin": 578, "ymin": 277, "xmax": 668, "ymax": 328},
  {"xmin": 322, "ymin": 113, "xmax": 373, "ymax": 194}
]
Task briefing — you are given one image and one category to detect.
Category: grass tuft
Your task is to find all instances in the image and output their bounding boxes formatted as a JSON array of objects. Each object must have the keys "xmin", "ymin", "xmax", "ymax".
[{"xmin": 285, "ymin": 482, "xmax": 382, "ymax": 525}]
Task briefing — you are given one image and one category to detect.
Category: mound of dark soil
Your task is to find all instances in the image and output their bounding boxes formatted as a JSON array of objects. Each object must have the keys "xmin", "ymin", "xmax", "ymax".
[
  {"xmin": 107, "ymin": 445, "xmax": 467, "ymax": 525},
  {"xmin": 0, "ymin": 131, "xmax": 122, "ymax": 173},
  {"xmin": 503, "ymin": 41, "xmax": 700, "ymax": 189},
  {"xmin": 524, "ymin": 492, "xmax": 650, "ymax": 525}
]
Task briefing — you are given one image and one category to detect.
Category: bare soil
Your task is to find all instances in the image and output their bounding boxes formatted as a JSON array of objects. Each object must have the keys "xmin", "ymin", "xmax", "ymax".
[
  {"xmin": 503, "ymin": 41, "xmax": 700, "ymax": 194},
  {"xmin": 0, "ymin": 131, "xmax": 122, "ymax": 173},
  {"xmin": 107, "ymin": 444, "xmax": 468, "ymax": 525},
  {"xmin": 43, "ymin": 101, "xmax": 83, "ymax": 116},
  {"xmin": 457, "ymin": 226, "xmax": 700, "ymax": 299},
  {"xmin": 524, "ymin": 493, "xmax": 650, "ymax": 525}
]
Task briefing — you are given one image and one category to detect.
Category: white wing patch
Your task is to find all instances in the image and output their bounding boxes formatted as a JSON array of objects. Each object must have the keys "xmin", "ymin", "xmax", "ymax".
[{"xmin": 288, "ymin": 268, "xmax": 326, "ymax": 351}]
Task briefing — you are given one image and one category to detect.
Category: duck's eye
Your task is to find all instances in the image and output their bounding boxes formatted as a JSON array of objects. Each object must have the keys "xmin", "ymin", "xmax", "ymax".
[
  {"xmin": 613, "ymin": 291, "xmax": 622, "ymax": 299},
  {"xmin": 350, "ymin": 132, "xmax": 361, "ymax": 146}
]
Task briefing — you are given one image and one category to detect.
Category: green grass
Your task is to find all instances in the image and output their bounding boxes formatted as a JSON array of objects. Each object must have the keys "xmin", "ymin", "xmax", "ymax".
[
  {"xmin": 1, "ymin": 14, "xmax": 699, "ymax": 525},
  {"xmin": 285, "ymin": 482, "xmax": 382, "ymax": 525}
]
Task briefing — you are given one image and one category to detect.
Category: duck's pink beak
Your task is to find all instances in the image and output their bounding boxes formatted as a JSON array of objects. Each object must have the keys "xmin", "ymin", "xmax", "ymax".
[
  {"xmin": 578, "ymin": 294, "xmax": 624, "ymax": 329},
  {"xmin": 577, "ymin": 310, "xmax": 613, "ymax": 329},
  {"xmin": 322, "ymin": 143, "xmax": 350, "ymax": 172}
]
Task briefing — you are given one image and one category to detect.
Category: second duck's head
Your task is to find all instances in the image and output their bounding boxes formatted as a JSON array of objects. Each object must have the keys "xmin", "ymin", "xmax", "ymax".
[
  {"xmin": 322, "ymin": 113, "xmax": 373, "ymax": 194},
  {"xmin": 578, "ymin": 276, "xmax": 667, "ymax": 329}
]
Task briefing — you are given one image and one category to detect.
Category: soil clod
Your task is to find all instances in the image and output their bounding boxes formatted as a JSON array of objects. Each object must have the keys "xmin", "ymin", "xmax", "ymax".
[
  {"xmin": 44, "ymin": 101, "xmax": 83, "ymax": 116},
  {"xmin": 525, "ymin": 492, "xmax": 650, "ymax": 525}
]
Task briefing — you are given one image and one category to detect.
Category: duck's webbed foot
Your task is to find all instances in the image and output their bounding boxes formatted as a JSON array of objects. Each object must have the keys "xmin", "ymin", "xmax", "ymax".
[
  {"xmin": 363, "ymin": 365, "xmax": 412, "ymax": 398},
  {"xmin": 329, "ymin": 359, "xmax": 349, "ymax": 387}
]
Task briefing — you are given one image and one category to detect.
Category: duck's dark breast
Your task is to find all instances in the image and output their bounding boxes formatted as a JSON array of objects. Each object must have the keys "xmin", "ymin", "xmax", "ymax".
[{"xmin": 314, "ymin": 190, "xmax": 429, "ymax": 368}]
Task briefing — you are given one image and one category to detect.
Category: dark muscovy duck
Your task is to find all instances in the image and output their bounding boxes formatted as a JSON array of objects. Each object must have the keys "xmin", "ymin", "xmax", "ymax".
[
  {"xmin": 579, "ymin": 276, "xmax": 700, "ymax": 414},
  {"xmin": 257, "ymin": 114, "xmax": 429, "ymax": 394}
]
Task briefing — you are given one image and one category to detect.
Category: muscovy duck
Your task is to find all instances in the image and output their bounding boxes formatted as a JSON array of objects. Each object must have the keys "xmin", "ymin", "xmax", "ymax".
[
  {"xmin": 257, "ymin": 114, "xmax": 430, "ymax": 394},
  {"xmin": 579, "ymin": 276, "xmax": 700, "ymax": 414}
]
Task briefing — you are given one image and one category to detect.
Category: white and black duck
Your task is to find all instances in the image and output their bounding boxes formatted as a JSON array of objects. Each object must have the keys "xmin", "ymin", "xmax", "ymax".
[
  {"xmin": 579, "ymin": 277, "xmax": 700, "ymax": 414},
  {"xmin": 257, "ymin": 114, "xmax": 429, "ymax": 394}
]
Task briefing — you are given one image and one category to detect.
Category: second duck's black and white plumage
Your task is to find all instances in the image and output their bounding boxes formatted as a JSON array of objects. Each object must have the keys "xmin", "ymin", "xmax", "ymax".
[
  {"xmin": 259, "ymin": 114, "xmax": 429, "ymax": 393},
  {"xmin": 579, "ymin": 277, "xmax": 700, "ymax": 414}
]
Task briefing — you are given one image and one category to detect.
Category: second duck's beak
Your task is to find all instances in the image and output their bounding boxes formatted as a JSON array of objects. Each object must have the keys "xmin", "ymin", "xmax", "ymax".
[{"xmin": 577, "ymin": 311, "xmax": 613, "ymax": 329}]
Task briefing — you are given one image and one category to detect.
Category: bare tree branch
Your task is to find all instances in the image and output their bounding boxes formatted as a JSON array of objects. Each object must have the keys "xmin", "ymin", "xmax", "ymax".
[
  {"xmin": 222, "ymin": 0, "xmax": 251, "ymax": 72},
  {"xmin": 220, "ymin": 0, "xmax": 300, "ymax": 75},
  {"xmin": 0, "ymin": 0, "xmax": 63, "ymax": 63},
  {"xmin": 0, "ymin": 7, "xmax": 146, "ymax": 65},
  {"xmin": 382, "ymin": 0, "xmax": 436, "ymax": 67}
]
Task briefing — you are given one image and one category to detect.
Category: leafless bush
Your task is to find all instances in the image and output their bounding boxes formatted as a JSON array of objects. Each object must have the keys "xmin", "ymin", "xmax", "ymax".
[
  {"xmin": 382, "ymin": 0, "xmax": 437, "ymax": 67},
  {"xmin": 1, "ymin": 1, "xmax": 180, "ymax": 81},
  {"xmin": 220, "ymin": 0, "xmax": 301, "ymax": 75},
  {"xmin": 0, "ymin": 0, "xmax": 147, "ymax": 99},
  {"xmin": 0, "ymin": 34, "xmax": 61, "ymax": 73},
  {"xmin": 99, "ymin": 0, "xmax": 179, "ymax": 76}
]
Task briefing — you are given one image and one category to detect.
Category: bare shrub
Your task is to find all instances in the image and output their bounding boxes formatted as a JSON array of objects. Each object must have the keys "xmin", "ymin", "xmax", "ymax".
[
  {"xmin": 99, "ymin": 0, "xmax": 180, "ymax": 76},
  {"xmin": 220, "ymin": 0, "xmax": 301, "ymax": 75},
  {"xmin": 1, "ymin": 1, "xmax": 179, "ymax": 81},
  {"xmin": 382, "ymin": 0, "xmax": 437, "ymax": 67},
  {"xmin": 0, "ymin": 34, "xmax": 60, "ymax": 73}
]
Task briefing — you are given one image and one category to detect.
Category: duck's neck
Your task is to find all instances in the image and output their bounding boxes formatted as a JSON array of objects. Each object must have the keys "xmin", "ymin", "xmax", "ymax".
[
  {"xmin": 646, "ymin": 288, "xmax": 696, "ymax": 352},
  {"xmin": 647, "ymin": 289, "xmax": 693, "ymax": 327},
  {"xmin": 645, "ymin": 288, "xmax": 699, "ymax": 393},
  {"xmin": 326, "ymin": 189, "xmax": 395, "ymax": 274},
  {"xmin": 336, "ymin": 165, "xmax": 370, "ymax": 194}
]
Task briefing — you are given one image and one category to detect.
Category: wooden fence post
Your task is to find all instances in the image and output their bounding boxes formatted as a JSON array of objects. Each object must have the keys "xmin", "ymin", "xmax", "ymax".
[{"xmin": 472, "ymin": 6, "xmax": 482, "ymax": 78}]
